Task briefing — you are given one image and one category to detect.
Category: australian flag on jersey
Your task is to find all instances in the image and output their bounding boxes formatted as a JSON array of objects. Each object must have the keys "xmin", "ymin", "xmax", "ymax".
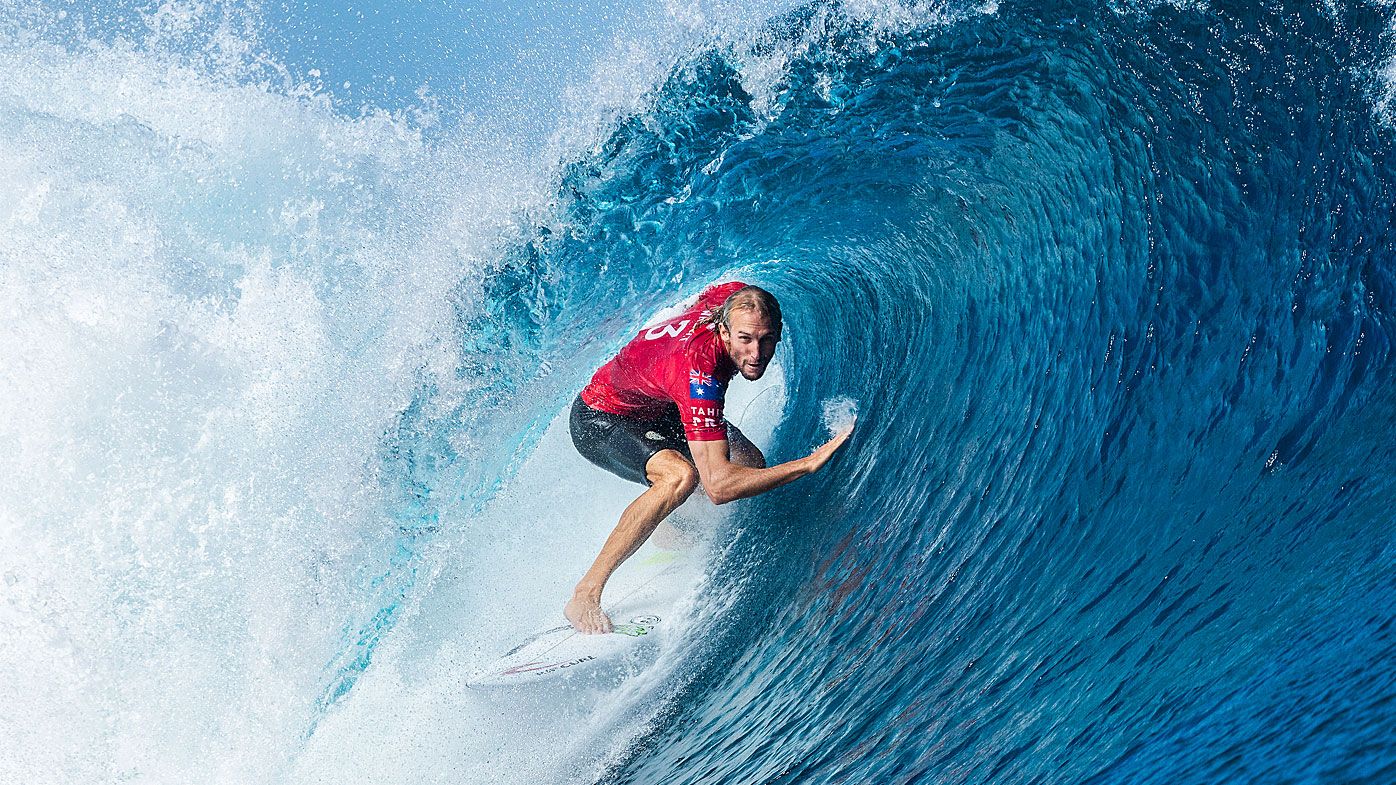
[{"xmin": 689, "ymin": 369, "xmax": 722, "ymax": 401}]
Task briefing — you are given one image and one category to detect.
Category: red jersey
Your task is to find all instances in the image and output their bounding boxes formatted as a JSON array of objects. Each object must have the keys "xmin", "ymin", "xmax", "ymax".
[{"xmin": 581, "ymin": 281, "xmax": 746, "ymax": 441}]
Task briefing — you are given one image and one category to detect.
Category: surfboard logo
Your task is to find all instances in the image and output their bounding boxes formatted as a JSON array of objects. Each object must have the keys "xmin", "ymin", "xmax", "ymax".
[
  {"xmin": 613, "ymin": 615, "xmax": 661, "ymax": 637},
  {"xmin": 498, "ymin": 655, "xmax": 597, "ymax": 677}
]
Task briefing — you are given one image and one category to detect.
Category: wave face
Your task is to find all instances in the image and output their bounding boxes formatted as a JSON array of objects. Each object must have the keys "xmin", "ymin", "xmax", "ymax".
[
  {"xmin": 516, "ymin": 2, "xmax": 1396, "ymax": 783},
  {"xmin": 6, "ymin": 0, "xmax": 1396, "ymax": 783}
]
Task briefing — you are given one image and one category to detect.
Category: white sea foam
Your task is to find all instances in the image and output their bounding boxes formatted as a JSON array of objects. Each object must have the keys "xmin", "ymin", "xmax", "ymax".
[
  {"xmin": 1376, "ymin": 28, "xmax": 1396, "ymax": 128},
  {"xmin": 0, "ymin": 21, "xmax": 537, "ymax": 785},
  {"xmin": 821, "ymin": 395, "xmax": 859, "ymax": 435}
]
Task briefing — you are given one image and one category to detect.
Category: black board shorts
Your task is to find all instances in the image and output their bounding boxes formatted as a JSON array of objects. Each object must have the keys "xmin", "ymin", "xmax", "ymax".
[{"xmin": 570, "ymin": 395, "xmax": 693, "ymax": 486}]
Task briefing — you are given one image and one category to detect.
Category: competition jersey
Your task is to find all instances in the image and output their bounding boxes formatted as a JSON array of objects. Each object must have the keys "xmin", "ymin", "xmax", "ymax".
[{"xmin": 581, "ymin": 281, "xmax": 746, "ymax": 441}]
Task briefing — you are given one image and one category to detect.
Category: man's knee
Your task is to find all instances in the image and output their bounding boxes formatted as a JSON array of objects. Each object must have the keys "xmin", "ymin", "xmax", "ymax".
[{"xmin": 646, "ymin": 451, "xmax": 698, "ymax": 500}]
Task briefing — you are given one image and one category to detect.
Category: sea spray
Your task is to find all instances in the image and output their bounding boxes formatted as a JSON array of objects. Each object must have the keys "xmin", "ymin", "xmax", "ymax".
[{"xmin": 820, "ymin": 395, "xmax": 859, "ymax": 436}]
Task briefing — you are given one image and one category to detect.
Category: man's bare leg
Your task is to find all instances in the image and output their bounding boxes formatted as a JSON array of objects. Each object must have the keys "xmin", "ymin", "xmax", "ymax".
[{"xmin": 565, "ymin": 450, "xmax": 698, "ymax": 634}]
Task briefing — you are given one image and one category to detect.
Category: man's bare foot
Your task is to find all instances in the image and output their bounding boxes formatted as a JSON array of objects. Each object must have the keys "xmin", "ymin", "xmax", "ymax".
[{"xmin": 564, "ymin": 594, "xmax": 613, "ymax": 634}]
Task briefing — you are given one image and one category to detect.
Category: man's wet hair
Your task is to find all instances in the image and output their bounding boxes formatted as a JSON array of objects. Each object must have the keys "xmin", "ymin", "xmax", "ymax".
[{"xmin": 701, "ymin": 285, "xmax": 782, "ymax": 335}]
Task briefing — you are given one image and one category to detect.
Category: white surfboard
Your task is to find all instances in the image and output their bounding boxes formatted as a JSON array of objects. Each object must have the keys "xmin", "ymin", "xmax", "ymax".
[{"xmin": 466, "ymin": 547, "xmax": 697, "ymax": 688}]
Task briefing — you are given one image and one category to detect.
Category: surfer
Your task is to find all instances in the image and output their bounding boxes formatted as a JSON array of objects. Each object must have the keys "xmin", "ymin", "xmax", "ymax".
[{"xmin": 565, "ymin": 282, "xmax": 854, "ymax": 633}]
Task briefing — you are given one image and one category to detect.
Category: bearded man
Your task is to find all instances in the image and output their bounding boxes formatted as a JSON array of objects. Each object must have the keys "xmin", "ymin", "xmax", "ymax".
[{"xmin": 565, "ymin": 282, "xmax": 853, "ymax": 633}]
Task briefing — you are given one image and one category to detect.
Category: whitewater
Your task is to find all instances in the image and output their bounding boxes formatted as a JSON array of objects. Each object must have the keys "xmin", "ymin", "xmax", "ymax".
[{"xmin": 3, "ymin": 1, "xmax": 1395, "ymax": 783}]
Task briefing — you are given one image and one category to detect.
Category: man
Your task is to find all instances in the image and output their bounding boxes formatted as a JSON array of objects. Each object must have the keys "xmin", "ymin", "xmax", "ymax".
[{"xmin": 566, "ymin": 281, "xmax": 854, "ymax": 634}]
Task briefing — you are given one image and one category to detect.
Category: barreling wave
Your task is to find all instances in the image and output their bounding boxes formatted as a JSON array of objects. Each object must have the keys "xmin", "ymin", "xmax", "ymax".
[
  {"xmin": 443, "ymin": 1, "xmax": 1396, "ymax": 782},
  {"xmin": 6, "ymin": 0, "xmax": 1395, "ymax": 783}
]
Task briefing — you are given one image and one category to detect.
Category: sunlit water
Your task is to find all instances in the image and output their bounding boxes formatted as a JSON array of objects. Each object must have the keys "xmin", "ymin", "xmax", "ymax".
[{"xmin": 3, "ymin": 1, "xmax": 1395, "ymax": 783}]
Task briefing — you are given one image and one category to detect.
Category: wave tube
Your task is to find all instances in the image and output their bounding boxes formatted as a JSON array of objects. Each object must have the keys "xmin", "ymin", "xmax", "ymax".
[{"xmin": 6, "ymin": 2, "xmax": 1396, "ymax": 784}]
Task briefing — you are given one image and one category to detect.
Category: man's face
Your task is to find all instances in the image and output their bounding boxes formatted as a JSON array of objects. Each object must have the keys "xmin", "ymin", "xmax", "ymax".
[{"xmin": 719, "ymin": 310, "xmax": 780, "ymax": 380}]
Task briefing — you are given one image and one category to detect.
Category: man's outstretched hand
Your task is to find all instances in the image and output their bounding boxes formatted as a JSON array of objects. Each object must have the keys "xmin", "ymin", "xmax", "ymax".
[{"xmin": 804, "ymin": 418, "xmax": 855, "ymax": 475}]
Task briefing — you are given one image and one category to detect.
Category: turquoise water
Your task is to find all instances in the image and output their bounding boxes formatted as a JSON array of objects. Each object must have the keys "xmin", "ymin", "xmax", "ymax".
[{"xmin": 4, "ymin": 1, "xmax": 1394, "ymax": 783}]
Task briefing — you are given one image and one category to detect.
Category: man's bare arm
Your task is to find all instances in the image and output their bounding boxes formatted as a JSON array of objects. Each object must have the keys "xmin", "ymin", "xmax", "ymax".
[{"xmin": 689, "ymin": 423, "xmax": 854, "ymax": 505}]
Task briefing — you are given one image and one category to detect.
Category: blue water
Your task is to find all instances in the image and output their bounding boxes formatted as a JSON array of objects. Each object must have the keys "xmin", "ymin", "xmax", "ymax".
[{"xmin": 5, "ymin": 1, "xmax": 1395, "ymax": 783}]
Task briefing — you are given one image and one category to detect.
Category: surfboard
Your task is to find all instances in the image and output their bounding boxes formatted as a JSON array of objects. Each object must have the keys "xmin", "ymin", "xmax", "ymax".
[{"xmin": 466, "ymin": 546, "xmax": 697, "ymax": 688}]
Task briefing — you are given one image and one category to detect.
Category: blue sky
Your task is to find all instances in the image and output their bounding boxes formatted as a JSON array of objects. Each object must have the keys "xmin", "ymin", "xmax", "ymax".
[
  {"xmin": 257, "ymin": 0, "xmax": 655, "ymax": 115},
  {"xmin": 37, "ymin": 0, "xmax": 662, "ymax": 121}
]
